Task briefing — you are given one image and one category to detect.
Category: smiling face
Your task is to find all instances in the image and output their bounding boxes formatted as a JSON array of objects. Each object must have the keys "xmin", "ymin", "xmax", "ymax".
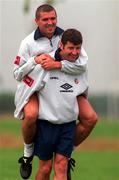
[
  {"xmin": 59, "ymin": 29, "xmax": 83, "ymax": 61},
  {"xmin": 60, "ymin": 41, "xmax": 81, "ymax": 62},
  {"xmin": 35, "ymin": 10, "xmax": 57, "ymax": 39}
]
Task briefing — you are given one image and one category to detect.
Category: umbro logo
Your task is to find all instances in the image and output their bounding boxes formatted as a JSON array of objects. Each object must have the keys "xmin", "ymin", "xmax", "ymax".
[
  {"xmin": 60, "ymin": 83, "xmax": 73, "ymax": 92},
  {"xmin": 50, "ymin": 76, "xmax": 59, "ymax": 80},
  {"xmin": 60, "ymin": 83, "xmax": 72, "ymax": 90}
]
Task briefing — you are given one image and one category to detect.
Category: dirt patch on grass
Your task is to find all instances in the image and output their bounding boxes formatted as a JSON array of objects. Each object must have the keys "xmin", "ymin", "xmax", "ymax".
[
  {"xmin": 76, "ymin": 138, "xmax": 119, "ymax": 151},
  {"xmin": 0, "ymin": 134, "xmax": 119, "ymax": 151},
  {"xmin": 0, "ymin": 114, "xmax": 14, "ymax": 120},
  {"xmin": 0, "ymin": 134, "xmax": 23, "ymax": 148}
]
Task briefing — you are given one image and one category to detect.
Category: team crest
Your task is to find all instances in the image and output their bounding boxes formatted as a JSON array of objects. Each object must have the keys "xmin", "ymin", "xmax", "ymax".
[
  {"xmin": 74, "ymin": 78, "xmax": 80, "ymax": 84},
  {"xmin": 14, "ymin": 56, "xmax": 21, "ymax": 65}
]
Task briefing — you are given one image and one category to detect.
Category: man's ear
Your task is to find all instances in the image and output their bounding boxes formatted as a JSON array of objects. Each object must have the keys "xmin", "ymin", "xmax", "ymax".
[
  {"xmin": 35, "ymin": 18, "xmax": 39, "ymax": 25},
  {"xmin": 60, "ymin": 42, "xmax": 63, "ymax": 50}
]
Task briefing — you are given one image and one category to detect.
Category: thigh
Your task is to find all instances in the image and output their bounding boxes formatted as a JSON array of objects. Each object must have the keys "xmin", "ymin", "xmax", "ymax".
[
  {"xmin": 56, "ymin": 121, "xmax": 76, "ymax": 158},
  {"xmin": 24, "ymin": 93, "xmax": 39, "ymax": 117},
  {"xmin": 77, "ymin": 96, "xmax": 96, "ymax": 119},
  {"xmin": 34, "ymin": 120, "xmax": 58, "ymax": 160}
]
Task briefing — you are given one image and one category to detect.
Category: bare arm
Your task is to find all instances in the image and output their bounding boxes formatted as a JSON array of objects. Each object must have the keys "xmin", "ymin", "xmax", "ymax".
[
  {"xmin": 38, "ymin": 47, "xmax": 88, "ymax": 75},
  {"xmin": 36, "ymin": 54, "xmax": 62, "ymax": 70}
]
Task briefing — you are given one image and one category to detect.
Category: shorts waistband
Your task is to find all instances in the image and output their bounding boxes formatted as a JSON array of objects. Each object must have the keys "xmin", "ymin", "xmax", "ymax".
[{"xmin": 37, "ymin": 119, "xmax": 76, "ymax": 125}]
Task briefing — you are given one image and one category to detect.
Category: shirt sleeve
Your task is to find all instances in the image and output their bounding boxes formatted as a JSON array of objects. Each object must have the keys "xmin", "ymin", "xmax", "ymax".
[
  {"xmin": 14, "ymin": 65, "xmax": 49, "ymax": 120},
  {"xmin": 13, "ymin": 40, "xmax": 37, "ymax": 81},
  {"xmin": 61, "ymin": 47, "xmax": 88, "ymax": 75},
  {"xmin": 78, "ymin": 87, "xmax": 89, "ymax": 98}
]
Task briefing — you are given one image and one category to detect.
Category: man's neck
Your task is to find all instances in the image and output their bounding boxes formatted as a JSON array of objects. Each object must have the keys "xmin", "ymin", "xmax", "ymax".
[
  {"xmin": 40, "ymin": 31, "xmax": 54, "ymax": 39},
  {"xmin": 59, "ymin": 51, "xmax": 65, "ymax": 60}
]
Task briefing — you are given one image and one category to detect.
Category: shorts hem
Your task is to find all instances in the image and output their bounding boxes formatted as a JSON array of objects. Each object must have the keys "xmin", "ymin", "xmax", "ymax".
[{"xmin": 55, "ymin": 151, "xmax": 71, "ymax": 158}]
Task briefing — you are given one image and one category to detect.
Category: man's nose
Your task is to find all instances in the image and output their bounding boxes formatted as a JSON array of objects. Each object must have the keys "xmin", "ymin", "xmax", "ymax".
[
  {"xmin": 72, "ymin": 49, "xmax": 78, "ymax": 55},
  {"xmin": 47, "ymin": 19, "xmax": 53, "ymax": 24}
]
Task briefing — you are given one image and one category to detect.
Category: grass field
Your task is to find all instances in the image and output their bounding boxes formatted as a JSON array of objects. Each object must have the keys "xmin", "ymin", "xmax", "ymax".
[{"xmin": 0, "ymin": 116, "xmax": 119, "ymax": 180}]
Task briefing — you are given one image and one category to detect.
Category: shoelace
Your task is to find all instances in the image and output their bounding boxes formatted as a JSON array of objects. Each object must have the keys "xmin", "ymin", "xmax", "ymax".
[{"xmin": 68, "ymin": 158, "xmax": 76, "ymax": 171}]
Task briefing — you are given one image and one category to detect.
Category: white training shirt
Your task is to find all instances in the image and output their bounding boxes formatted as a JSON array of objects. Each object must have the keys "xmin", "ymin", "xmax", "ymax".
[
  {"xmin": 13, "ymin": 26, "xmax": 88, "ymax": 81},
  {"xmin": 14, "ymin": 50, "xmax": 88, "ymax": 123},
  {"xmin": 38, "ymin": 50, "xmax": 88, "ymax": 124},
  {"xmin": 38, "ymin": 69, "xmax": 88, "ymax": 124}
]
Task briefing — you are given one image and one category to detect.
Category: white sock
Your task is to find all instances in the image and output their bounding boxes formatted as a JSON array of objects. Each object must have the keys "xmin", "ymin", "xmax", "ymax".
[{"xmin": 24, "ymin": 143, "xmax": 34, "ymax": 157}]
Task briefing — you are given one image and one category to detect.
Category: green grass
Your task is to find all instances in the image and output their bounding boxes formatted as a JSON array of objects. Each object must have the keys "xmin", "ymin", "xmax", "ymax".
[
  {"xmin": 0, "ymin": 148, "xmax": 38, "ymax": 180},
  {"xmin": 0, "ymin": 149, "xmax": 119, "ymax": 180},
  {"xmin": 0, "ymin": 116, "xmax": 119, "ymax": 179},
  {"xmin": 0, "ymin": 118, "xmax": 20, "ymax": 135},
  {"xmin": 72, "ymin": 151, "xmax": 119, "ymax": 180},
  {"xmin": 90, "ymin": 119, "xmax": 119, "ymax": 138},
  {"xmin": 1, "ymin": 117, "xmax": 119, "ymax": 138}
]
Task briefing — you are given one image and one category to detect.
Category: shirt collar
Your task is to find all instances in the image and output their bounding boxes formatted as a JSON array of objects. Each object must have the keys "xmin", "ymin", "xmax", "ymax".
[
  {"xmin": 54, "ymin": 48, "xmax": 63, "ymax": 62},
  {"xmin": 34, "ymin": 26, "xmax": 64, "ymax": 40}
]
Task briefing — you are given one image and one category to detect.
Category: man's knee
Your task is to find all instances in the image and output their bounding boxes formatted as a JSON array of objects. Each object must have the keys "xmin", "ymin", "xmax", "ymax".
[
  {"xmin": 40, "ymin": 163, "xmax": 52, "ymax": 176},
  {"xmin": 54, "ymin": 157, "xmax": 67, "ymax": 177},
  {"xmin": 91, "ymin": 112, "xmax": 98, "ymax": 125},
  {"xmin": 78, "ymin": 96, "xmax": 98, "ymax": 127},
  {"xmin": 36, "ymin": 163, "xmax": 52, "ymax": 180},
  {"xmin": 55, "ymin": 163, "xmax": 67, "ymax": 174},
  {"xmin": 22, "ymin": 110, "xmax": 38, "ymax": 130},
  {"xmin": 82, "ymin": 111, "xmax": 98, "ymax": 127},
  {"xmin": 24, "ymin": 110, "xmax": 38, "ymax": 122},
  {"xmin": 23, "ymin": 94, "xmax": 39, "ymax": 124}
]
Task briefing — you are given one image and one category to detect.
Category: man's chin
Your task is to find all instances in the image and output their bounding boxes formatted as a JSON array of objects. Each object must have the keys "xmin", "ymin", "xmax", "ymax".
[{"xmin": 47, "ymin": 27, "xmax": 55, "ymax": 33}]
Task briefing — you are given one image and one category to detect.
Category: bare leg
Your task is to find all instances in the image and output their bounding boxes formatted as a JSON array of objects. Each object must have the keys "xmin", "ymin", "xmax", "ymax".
[
  {"xmin": 18, "ymin": 94, "xmax": 39, "ymax": 180},
  {"xmin": 75, "ymin": 96, "xmax": 98, "ymax": 146},
  {"xmin": 35, "ymin": 159, "xmax": 52, "ymax": 180},
  {"xmin": 54, "ymin": 153, "xmax": 68, "ymax": 180},
  {"xmin": 22, "ymin": 93, "xmax": 39, "ymax": 144}
]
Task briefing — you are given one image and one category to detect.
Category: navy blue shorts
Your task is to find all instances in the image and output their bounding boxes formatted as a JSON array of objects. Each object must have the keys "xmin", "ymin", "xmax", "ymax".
[{"xmin": 34, "ymin": 120, "xmax": 76, "ymax": 160}]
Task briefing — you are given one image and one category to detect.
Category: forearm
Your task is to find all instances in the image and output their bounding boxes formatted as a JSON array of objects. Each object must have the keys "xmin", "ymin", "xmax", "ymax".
[
  {"xmin": 36, "ymin": 49, "xmax": 88, "ymax": 75},
  {"xmin": 13, "ymin": 57, "xmax": 37, "ymax": 81},
  {"xmin": 40, "ymin": 56, "xmax": 62, "ymax": 70},
  {"xmin": 50, "ymin": 61, "xmax": 62, "ymax": 69},
  {"xmin": 77, "ymin": 88, "xmax": 89, "ymax": 102},
  {"xmin": 61, "ymin": 60, "xmax": 87, "ymax": 75}
]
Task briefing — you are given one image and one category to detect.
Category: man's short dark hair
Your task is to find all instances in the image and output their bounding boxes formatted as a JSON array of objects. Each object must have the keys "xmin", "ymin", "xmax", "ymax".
[
  {"xmin": 61, "ymin": 29, "xmax": 83, "ymax": 46},
  {"xmin": 35, "ymin": 4, "xmax": 57, "ymax": 19}
]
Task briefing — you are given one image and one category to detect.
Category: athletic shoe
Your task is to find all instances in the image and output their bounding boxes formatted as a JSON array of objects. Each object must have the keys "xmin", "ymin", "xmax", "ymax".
[
  {"xmin": 67, "ymin": 158, "xmax": 76, "ymax": 180},
  {"xmin": 18, "ymin": 156, "xmax": 33, "ymax": 179}
]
